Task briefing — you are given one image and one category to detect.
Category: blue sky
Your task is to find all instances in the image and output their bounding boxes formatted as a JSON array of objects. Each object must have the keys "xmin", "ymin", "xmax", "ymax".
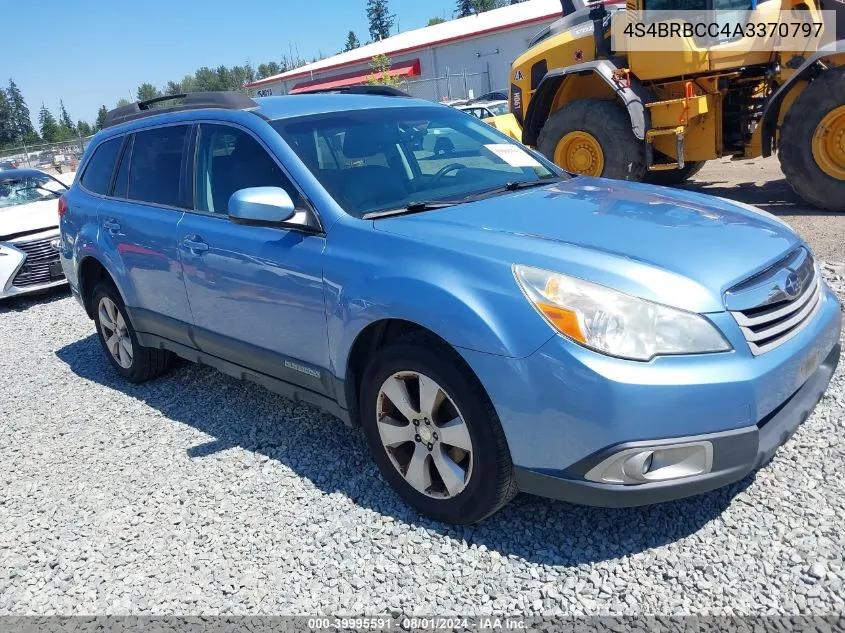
[{"xmin": 2, "ymin": 0, "xmax": 457, "ymax": 129}]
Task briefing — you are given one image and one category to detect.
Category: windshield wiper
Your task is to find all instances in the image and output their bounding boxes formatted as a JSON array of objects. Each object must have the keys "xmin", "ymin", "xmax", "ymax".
[
  {"xmin": 462, "ymin": 179, "xmax": 560, "ymax": 203},
  {"xmin": 363, "ymin": 200, "xmax": 458, "ymax": 219},
  {"xmin": 14, "ymin": 184, "xmax": 66, "ymax": 196}
]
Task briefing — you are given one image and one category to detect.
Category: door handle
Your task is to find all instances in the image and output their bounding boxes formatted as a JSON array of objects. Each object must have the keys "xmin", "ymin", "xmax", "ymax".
[
  {"xmin": 102, "ymin": 219, "xmax": 121, "ymax": 233},
  {"xmin": 182, "ymin": 236, "xmax": 209, "ymax": 253}
]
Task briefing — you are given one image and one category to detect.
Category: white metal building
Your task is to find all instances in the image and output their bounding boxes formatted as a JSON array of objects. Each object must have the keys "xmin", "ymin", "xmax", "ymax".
[{"xmin": 245, "ymin": 0, "xmax": 562, "ymax": 102}]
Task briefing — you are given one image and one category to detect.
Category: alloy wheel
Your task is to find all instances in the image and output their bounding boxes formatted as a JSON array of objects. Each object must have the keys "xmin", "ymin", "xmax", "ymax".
[
  {"xmin": 376, "ymin": 371, "xmax": 473, "ymax": 499},
  {"xmin": 98, "ymin": 296, "xmax": 134, "ymax": 369}
]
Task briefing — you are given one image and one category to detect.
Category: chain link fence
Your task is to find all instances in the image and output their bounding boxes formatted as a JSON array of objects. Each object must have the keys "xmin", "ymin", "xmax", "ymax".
[
  {"xmin": 400, "ymin": 68, "xmax": 499, "ymax": 103},
  {"xmin": 0, "ymin": 136, "xmax": 94, "ymax": 177}
]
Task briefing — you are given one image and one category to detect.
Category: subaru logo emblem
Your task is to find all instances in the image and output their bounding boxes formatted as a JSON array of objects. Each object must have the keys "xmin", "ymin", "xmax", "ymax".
[{"xmin": 784, "ymin": 271, "xmax": 802, "ymax": 298}]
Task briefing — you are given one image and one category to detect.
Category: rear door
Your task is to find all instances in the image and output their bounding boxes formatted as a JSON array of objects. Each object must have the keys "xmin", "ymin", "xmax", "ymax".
[
  {"xmin": 98, "ymin": 124, "xmax": 193, "ymax": 343},
  {"xmin": 177, "ymin": 122, "xmax": 331, "ymax": 393}
]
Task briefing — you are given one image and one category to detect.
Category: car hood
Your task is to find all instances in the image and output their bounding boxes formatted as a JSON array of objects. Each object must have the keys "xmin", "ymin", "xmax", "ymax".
[
  {"xmin": 372, "ymin": 177, "xmax": 802, "ymax": 313},
  {"xmin": 0, "ymin": 198, "xmax": 60, "ymax": 240}
]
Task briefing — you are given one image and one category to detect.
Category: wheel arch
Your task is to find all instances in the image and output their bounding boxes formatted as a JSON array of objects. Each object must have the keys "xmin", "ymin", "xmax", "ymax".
[
  {"xmin": 522, "ymin": 60, "xmax": 655, "ymax": 146},
  {"xmin": 762, "ymin": 45, "xmax": 845, "ymax": 157},
  {"xmin": 343, "ymin": 319, "xmax": 460, "ymax": 427},
  {"xmin": 78, "ymin": 255, "xmax": 122, "ymax": 319}
]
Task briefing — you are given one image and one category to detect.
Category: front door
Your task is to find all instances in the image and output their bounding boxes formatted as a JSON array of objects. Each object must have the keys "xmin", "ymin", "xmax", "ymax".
[{"xmin": 178, "ymin": 122, "xmax": 331, "ymax": 394}]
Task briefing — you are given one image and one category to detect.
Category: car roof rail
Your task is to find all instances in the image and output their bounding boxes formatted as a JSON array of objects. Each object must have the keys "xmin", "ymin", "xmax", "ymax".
[
  {"xmin": 295, "ymin": 85, "xmax": 411, "ymax": 97},
  {"xmin": 103, "ymin": 92, "xmax": 258, "ymax": 128}
]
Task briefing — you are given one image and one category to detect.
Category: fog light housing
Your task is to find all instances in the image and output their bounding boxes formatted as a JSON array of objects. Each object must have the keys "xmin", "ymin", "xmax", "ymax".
[{"xmin": 585, "ymin": 441, "xmax": 713, "ymax": 485}]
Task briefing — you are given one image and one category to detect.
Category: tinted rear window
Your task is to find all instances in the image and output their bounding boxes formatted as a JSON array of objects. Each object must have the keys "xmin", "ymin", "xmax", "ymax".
[
  {"xmin": 127, "ymin": 125, "xmax": 189, "ymax": 207},
  {"xmin": 80, "ymin": 137, "xmax": 122, "ymax": 195}
]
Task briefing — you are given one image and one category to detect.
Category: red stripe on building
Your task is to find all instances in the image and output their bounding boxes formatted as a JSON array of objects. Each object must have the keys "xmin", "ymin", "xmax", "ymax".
[
  {"xmin": 290, "ymin": 59, "xmax": 421, "ymax": 94},
  {"xmin": 245, "ymin": 12, "xmax": 560, "ymax": 88}
]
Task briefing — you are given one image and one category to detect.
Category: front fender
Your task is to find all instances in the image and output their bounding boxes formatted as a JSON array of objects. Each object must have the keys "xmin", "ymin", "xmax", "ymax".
[
  {"xmin": 325, "ymin": 262, "xmax": 555, "ymax": 381},
  {"xmin": 523, "ymin": 59, "xmax": 654, "ymax": 146}
]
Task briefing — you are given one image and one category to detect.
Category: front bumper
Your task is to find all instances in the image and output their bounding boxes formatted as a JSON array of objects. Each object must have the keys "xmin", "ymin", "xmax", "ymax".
[
  {"xmin": 0, "ymin": 231, "xmax": 67, "ymax": 300},
  {"xmin": 459, "ymin": 284, "xmax": 842, "ymax": 507},
  {"xmin": 514, "ymin": 341, "xmax": 840, "ymax": 507}
]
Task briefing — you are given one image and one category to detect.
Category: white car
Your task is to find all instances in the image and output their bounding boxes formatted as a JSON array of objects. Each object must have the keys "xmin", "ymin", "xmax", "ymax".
[
  {"xmin": 456, "ymin": 100, "xmax": 509, "ymax": 120},
  {"xmin": 0, "ymin": 169, "xmax": 73, "ymax": 299}
]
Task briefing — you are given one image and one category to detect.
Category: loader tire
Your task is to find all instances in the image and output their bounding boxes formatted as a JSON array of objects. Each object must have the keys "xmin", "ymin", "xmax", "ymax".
[
  {"xmin": 779, "ymin": 66, "xmax": 845, "ymax": 211},
  {"xmin": 537, "ymin": 99, "xmax": 646, "ymax": 181},
  {"xmin": 644, "ymin": 160, "xmax": 706, "ymax": 186}
]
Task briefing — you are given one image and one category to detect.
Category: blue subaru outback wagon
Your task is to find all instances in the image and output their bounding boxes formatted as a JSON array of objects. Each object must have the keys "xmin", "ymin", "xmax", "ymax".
[{"xmin": 59, "ymin": 90, "xmax": 841, "ymax": 523}]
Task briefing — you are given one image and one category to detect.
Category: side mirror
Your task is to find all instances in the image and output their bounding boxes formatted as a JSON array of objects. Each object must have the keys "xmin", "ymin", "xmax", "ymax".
[{"xmin": 228, "ymin": 187, "xmax": 296, "ymax": 226}]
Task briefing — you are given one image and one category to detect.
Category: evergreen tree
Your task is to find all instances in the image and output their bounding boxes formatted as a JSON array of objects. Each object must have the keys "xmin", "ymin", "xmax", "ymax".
[
  {"xmin": 7, "ymin": 79, "xmax": 38, "ymax": 143},
  {"xmin": 95, "ymin": 105, "xmax": 108, "ymax": 131},
  {"xmin": 344, "ymin": 31, "xmax": 361, "ymax": 52},
  {"xmin": 456, "ymin": 0, "xmax": 475, "ymax": 16},
  {"xmin": 136, "ymin": 83, "xmax": 162, "ymax": 102},
  {"xmin": 59, "ymin": 100, "xmax": 76, "ymax": 135},
  {"xmin": 456, "ymin": 0, "xmax": 518, "ymax": 15},
  {"xmin": 0, "ymin": 89, "xmax": 14, "ymax": 147},
  {"xmin": 77, "ymin": 120, "xmax": 93, "ymax": 137},
  {"xmin": 38, "ymin": 104, "xmax": 59, "ymax": 142},
  {"xmin": 367, "ymin": 0, "xmax": 394, "ymax": 41}
]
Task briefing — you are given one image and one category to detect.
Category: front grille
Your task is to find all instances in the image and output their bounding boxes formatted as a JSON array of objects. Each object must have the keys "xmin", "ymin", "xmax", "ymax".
[
  {"xmin": 10, "ymin": 237, "xmax": 64, "ymax": 288},
  {"xmin": 729, "ymin": 251, "xmax": 823, "ymax": 356}
]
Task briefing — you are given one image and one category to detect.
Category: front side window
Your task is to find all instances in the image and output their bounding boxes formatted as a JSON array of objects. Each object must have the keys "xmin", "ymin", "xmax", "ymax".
[
  {"xmin": 127, "ymin": 125, "xmax": 188, "ymax": 207},
  {"xmin": 194, "ymin": 124, "xmax": 301, "ymax": 214},
  {"xmin": 80, "ymin": 137, "xmax": 122, "ymax": 195},
  {"xmin": 273, "ymin": 106, "xmax": 561, "ymax": 218}
]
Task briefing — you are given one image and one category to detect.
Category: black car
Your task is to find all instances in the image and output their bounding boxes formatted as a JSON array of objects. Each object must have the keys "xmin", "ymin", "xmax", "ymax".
[{"xmin": 470, "ymin": 91, "xmax": 508, "ymax": 103}]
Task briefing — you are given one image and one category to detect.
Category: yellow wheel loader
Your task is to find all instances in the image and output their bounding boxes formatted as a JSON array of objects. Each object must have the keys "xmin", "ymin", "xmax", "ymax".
[{"xmin": 490, "ymin": 0, "xmax": 845, "ymax": 210}]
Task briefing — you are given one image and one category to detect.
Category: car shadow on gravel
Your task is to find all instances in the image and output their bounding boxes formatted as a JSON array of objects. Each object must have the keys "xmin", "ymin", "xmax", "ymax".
[
  {"xmin": 56, "ymin": 333, "xmax": 754, "ymax": 566},
  {"xmin": 0, "ymin": 285, "xmax": 70, "ymax": 313},
  {"xmin": 682, "ymin": 178, "xmax": 845, "ymax": 217}
]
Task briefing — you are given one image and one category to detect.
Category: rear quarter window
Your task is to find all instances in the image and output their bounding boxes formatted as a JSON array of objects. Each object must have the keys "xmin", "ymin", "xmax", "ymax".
[{"xmin": 80, "ymin": 137, "xmax": 122, "ymax": 195}]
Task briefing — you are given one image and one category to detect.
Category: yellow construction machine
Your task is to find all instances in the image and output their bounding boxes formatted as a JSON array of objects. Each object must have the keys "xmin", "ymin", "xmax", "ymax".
[{"xmin": 489, "ymin": 0, "xmax": 845, "ymax": 210}]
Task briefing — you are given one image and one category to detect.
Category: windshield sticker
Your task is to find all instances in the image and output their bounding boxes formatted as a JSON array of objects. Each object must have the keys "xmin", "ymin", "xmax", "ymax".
[{"xmin": 484, "ymin": 144, "xmax": 542, "ymax": 168}]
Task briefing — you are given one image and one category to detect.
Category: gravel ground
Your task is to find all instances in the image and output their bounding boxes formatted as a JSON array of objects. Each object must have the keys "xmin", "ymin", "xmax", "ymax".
[{"xmin": 0, "ymin": 264, "xmax": 842, "ymax": 617}]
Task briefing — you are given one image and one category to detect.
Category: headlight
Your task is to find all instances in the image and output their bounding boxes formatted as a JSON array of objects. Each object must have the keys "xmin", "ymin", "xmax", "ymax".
[{"xmin": 513, "ymin": 265, "xmax": 732, "ymax": 361}]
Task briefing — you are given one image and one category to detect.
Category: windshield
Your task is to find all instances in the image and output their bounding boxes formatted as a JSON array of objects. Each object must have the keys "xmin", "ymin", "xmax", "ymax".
[
  {"xmin": 272, "ymin": 106, "xmax": 561, "ymax": 218},
  {"xmin": 487, "ymin": 103, "xmax": 509, "ymax": 116},
  {"xmin": 0, "ymin": 173, "xmax": 66, "ymax": 209}
]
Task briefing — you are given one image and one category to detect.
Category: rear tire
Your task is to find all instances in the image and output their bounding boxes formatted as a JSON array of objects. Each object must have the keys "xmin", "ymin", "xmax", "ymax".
[
  {"xmin": 537, "ymin": 99, "xmax": 646, "ymax": 181},
  {"xmin": 359, "ymin": 332, "xmax": 517, "ymax": 524},
  {"xmin": 644, "ymin": 160, "xmax": 706, "ymax": 186},
  {"xmin": 92, "ymin": 282, "xmax": 173, "ymax": 383},
  {"xmin": 779, "ymin": 67, "xmax": 845, "ymax": 211}
]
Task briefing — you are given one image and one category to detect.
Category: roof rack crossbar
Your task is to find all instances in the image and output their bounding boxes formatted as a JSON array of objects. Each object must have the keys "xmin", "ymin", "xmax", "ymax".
[{"xmin": 103, "ymin": 91, "xmax": 258, "ymax": 129}]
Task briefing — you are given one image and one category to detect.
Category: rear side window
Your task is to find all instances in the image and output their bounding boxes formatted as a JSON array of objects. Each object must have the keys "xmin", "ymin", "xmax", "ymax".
[
  {"xmin": 128, "ymin": 125, "xmax": 189, "ymax": 207},
  {"xmin": 80, "ymin": 137, "xmax": 122, "ymax": 195}
]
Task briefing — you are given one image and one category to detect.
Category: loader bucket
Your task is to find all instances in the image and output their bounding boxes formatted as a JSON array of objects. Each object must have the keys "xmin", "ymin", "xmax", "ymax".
[{"xmin": 485, "ymin": 114, "xmax": 524, "ymax": 142}]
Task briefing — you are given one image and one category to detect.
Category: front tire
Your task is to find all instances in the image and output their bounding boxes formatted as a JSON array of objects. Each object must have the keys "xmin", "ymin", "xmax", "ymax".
[
  {"xmin": 779, "ymin": 67, "xmax": 845, "ymax": 211},
  {"xmin": 360, "ymin": 333, "xmax": 517, "ymax": 524},
  {"xmin": 92, "ymin": 282, "xmax": 173, "ymax": 383},
  {"xmin": 537, "ymin": 99, "xmax": 646, "ymax": 181}
]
